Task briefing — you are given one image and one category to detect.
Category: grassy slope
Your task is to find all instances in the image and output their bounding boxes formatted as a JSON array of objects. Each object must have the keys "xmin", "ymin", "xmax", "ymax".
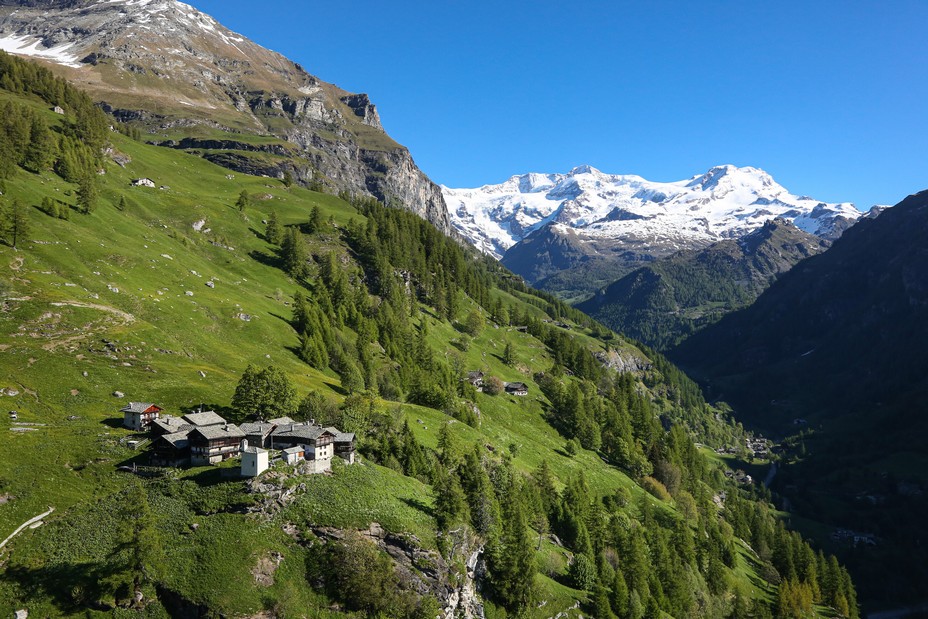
[{"xmin": 1, "ymin": 112, "xmax": 767, "ymax": 617}]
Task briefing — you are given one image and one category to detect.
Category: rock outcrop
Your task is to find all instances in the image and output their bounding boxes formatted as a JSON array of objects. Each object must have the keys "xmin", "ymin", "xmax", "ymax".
[{"xmin": 0, "ymin": 0, "xmax": 451, "ymax": 232}]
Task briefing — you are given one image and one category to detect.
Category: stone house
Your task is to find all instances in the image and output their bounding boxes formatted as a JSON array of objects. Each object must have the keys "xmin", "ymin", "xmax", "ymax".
[
  {"xmin": 121, "ymin": 402, "xmax": 162, "ymax": 431},
  {"xmin": 504, "ymin": 382, "xmax": 529, "ymax": 396},
  {"xmin": 189, "ymin": 423, "xmax": 246, "ymax": 465}
]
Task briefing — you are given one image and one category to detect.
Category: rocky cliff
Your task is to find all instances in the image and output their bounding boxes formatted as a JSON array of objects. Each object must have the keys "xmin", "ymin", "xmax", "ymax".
[{"xmin": 0, "ymin": 0, "xmax": 451, "ymax": 231}]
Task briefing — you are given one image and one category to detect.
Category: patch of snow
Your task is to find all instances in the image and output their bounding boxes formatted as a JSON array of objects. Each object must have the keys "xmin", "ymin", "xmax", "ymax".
[{"xmin": 0, "ymin": 34, "xmax": 82, "ymax": 68}]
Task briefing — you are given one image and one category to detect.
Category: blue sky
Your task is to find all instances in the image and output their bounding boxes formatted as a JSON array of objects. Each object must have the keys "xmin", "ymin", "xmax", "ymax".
[{"xmin": 191, "ymin": 0, "xmax": 927, "ymax": 208}]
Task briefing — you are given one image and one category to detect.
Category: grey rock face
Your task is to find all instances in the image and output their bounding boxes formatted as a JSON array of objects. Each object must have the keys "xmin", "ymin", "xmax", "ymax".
[{"xmin": 0, "ymin": 0, "xmax": 450, "ymax": 232}]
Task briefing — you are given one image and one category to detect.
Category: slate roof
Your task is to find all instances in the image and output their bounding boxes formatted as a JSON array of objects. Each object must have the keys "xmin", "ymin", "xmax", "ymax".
[
  {"xmin": 325, "ymin": 427, "xmax": 355, "ymax": 444},
  {"xmin": 159, "ymin": 431, "xmax": 190, "ymax": 449},
  {"xmin": 152, "ymin": 415, "xmax": 192, "ymax": 434},
  {"xmin": 272, "ymin": 422, "xmax": 334, "ymax": 442},
  {"xmin": 191, "ymin": 424, "xmax": 245, "ymax": 441},
  {"xmin": 282, "ymin": 446, "xmax": 304, "ymax": 455},
  {"xmin": 240, "ymin": 422, "xmax": 275, "ymax": 436},
  {"xmin": 182, "ymin": 411, "xmax": 227, "ymax": 427},
  {"xmin": 267, "ymin": 416, "xmax": 296, "ymax": 425},
  {"xmin": 242, "ymin": 445, "xmax": 267, "ymax": 454},
  {"xmin": 121, "ymin": 401, "xmax": 161, "ymax": 414}
]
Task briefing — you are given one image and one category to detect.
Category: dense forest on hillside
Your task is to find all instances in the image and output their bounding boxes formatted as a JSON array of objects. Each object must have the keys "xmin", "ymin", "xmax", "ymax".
[{"xmin": 0, "ymin": 51, "xmax": 859, "ymax": 619}]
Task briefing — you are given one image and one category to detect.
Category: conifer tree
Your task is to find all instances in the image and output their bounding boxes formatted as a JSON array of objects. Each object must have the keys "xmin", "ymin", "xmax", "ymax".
[
  {"xmin": 487, "ymin": 477, "xmax": 536, "ymax": 610},
  {"xmin": 280, "ymin": 226, "xmax": 308, "ymax": 278},
  {"xmin": 502, "ymin": 341, "xmax": 515, "ymax": 366},
  {"xmin": 23, "ymin": 115, "xmax": 56, "ymax": 172},
  {"xmin": 308, "ymin": 205, "xmax": 323, "ymax": 233},
  {"xmin": 431, "ymin": 464, "xmax": 467, "ymax": 530},
  {"xmin": 265, "ymin": 210, "xmax": 282, "ymax": 245},
  {"xmin": 76, "ymin": 173, "xmax": 98, "ymax": 214},
  {"xmin": 236, "ymin": 189, "xmax": 249, "ymax": 212},
  {"xmin": 2, "ymin": 198, "xmax": 29, "ymax": 248}
]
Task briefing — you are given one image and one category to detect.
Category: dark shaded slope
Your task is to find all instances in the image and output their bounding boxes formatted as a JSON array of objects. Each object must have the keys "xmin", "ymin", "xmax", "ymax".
[
  {"xmin": 671, "ymin": 190, "xmax": 928, "ymax": 608},
  {"xmin": 579, "ymin": 219, "xmax": 829, "ymax": 350}
]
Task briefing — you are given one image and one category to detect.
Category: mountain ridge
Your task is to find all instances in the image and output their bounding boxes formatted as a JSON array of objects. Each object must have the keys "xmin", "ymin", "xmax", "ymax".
[
  {"xmin": 0, "ymin": 0, "xmax": 452, "ymax": 231},
  {"xmin": 443, "ymin": 164, "xmax": 865, "ymax": 280}
]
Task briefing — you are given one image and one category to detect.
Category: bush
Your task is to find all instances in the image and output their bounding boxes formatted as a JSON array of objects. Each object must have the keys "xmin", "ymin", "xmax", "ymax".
[
  {"xmin": 640, "ymin": 476, "xmax": 672, "ymax": 501},
  {"xmin": 483, "ymin": 376, "xmax": 503, "ymax": 396},
  {"xmin": 568, "ymin": 553, "xmax": 597, "ymax": 591}
]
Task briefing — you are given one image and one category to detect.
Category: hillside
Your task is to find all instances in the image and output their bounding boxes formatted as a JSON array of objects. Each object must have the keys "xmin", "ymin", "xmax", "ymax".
[
  {"xmin": 671, "ymin": 190, "xmax": 928, "ymax": 610},
  {"xmin": 578, "ymin": 219, "xmax": 831, "ymax": 350},
  {"xmin": 0, "ymin": 0, "xmax": 451, "ymax": 232},
  {"xmin": 0, "ymin": 55, "xmax": 863, "ymax": 618}
]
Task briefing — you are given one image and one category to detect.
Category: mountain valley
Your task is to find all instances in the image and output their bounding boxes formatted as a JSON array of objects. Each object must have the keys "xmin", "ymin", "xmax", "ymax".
[{"xmin": 0, "ymin": 1, "xmax": 910, "ymax": 618}]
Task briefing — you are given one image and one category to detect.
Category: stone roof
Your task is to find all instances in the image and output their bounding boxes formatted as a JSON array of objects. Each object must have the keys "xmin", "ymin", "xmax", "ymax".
[
  {"xmin": 325, "ymin": 427, "xmax": 355, "ymax": 443},
  {"xmin": 282, "ymin": 446, "xmax": 304, "ymax": 455},
  {"xmin": 121, "ymin": 401, "xmax": 161, "ymax": 414},
  {"xmin": 267, "ymin": 416, "xmax": 295, "ymax": 425},
  {"xmin": 272, "ymin": 422, "xmax": 334, "ymax": 441},
  {"xmin": 152, "ymin": 415, "xmax": 191, "ymax": 433},
  {"xmin": 182, "ymin": 411, "xmax": 227, "ymax": 427},
  {"xmin": 242, "ymin": 445, "xmax": 267, "ymax": 454},
  {"xmin": 159, "ymin": 431, "xmax": 190, "ymax": 448},
  {"xmin": 191, "ymin": 424, "xmax": 245, "ymax": 441},
  {"xmin": 240, "ymin": 422, "xmax": 275, "ymax": 436}
]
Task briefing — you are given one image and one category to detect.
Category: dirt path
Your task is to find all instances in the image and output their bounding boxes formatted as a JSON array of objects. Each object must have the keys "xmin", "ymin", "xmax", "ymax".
[
  {"xmin": 0, "ymin": 506, "xmax": 55, "ymax": 551},
  {"xmin": 49, "ymin": 301, "xmax": 135, "ymax": 324}
]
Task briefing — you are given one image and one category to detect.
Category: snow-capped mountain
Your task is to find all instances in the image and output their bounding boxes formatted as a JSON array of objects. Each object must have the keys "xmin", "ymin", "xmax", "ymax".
[{"xmin": 443, "ymin": 164, "xmax": 863, "ymax": 260}]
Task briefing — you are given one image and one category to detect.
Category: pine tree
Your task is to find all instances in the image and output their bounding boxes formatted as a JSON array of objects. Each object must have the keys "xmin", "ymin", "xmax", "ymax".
[
  {"xmin": 76, "ymin": 173, "xmax": 98, "ymax": 214},
  {"xmin": 280, "ymin": 226, "xmax": 308, "ymax": 278},
  {"xmin": 431, "ymin": 465, "xmax": 467, "ymax": 530},
  {"xmin": 308, "ymin": 205, "xmax": 322, "ymax": 233},
  {"xmin": 2, "ymin": 198, "xmax": 29, "ymax": 248},
  {"xmin": 23, "ymin": 115, "xmax": 56, "ymax": 172},
  {"xmin": 236, "ymin": 189, "xmax": 249, "ymax": 212},
  {"xmin": 265, "ymin": 210, "xmax": 282, "ymax": 245},
  {"xmin": 502, "ymin": 341, "xmax": 515, "ymax": 366},
  {"xmin": 487, "ymin": 478, "xmax": 537, "ymax": 610},
  {"xmin": 611, "ymin": 570, "xmax": 630, "ymax": 618}
]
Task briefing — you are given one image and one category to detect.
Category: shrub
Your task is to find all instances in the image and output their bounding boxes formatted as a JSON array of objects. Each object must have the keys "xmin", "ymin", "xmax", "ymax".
[
  {"xmin": 641, "ymin": 476, "xmax": 672, "ymax": 501},
  {"xmin": 568, "ymin": 553, "xmax": 597, "ymax": 591}
]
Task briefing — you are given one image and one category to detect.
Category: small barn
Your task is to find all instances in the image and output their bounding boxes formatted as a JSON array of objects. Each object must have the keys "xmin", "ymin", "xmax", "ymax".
[
  {"xmin": 282, "ymin": 446, "xmax": 304, "ymax": 465},
  {"xmin": 504, "ymin": 382, "xmax": 529, "ymax": 397}
]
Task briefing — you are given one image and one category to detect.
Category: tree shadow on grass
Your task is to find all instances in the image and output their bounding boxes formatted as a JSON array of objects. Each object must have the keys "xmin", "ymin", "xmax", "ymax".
[
  {"xmin": 399, "ymin": 496, "xmax": 434, "ymax": 519},
  {"xmin": 101, "ymin": 417, "xmax": 126, "ymax": 429},
  {"xmin": 3, "ymin": 561, "xmax": 115, "ymax": 614},
  {"xmin": 248, "ymin": 249, "xmax": 282, "ymax": 270}
]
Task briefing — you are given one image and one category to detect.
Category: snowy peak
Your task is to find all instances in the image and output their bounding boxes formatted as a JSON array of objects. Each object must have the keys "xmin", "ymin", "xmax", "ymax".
[{"xmin": 443, "ymin": 165, "xmax": 863, "ymax": 260}]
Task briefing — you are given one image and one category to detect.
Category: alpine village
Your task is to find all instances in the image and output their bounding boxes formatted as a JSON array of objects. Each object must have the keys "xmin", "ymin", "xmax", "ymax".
[{"xmin": 0, "ymin": 2, "xmax": 924, "ymax": 619}]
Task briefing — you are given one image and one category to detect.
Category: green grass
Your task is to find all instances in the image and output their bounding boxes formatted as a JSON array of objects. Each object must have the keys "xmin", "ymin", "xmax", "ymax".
[
  {"xmin": 0, "ymin": 107, "xmax": 777, "ymax": 616},
  {"xmin": 282, "ymin": 460, "xmax": 437, "ymax": 547}
]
